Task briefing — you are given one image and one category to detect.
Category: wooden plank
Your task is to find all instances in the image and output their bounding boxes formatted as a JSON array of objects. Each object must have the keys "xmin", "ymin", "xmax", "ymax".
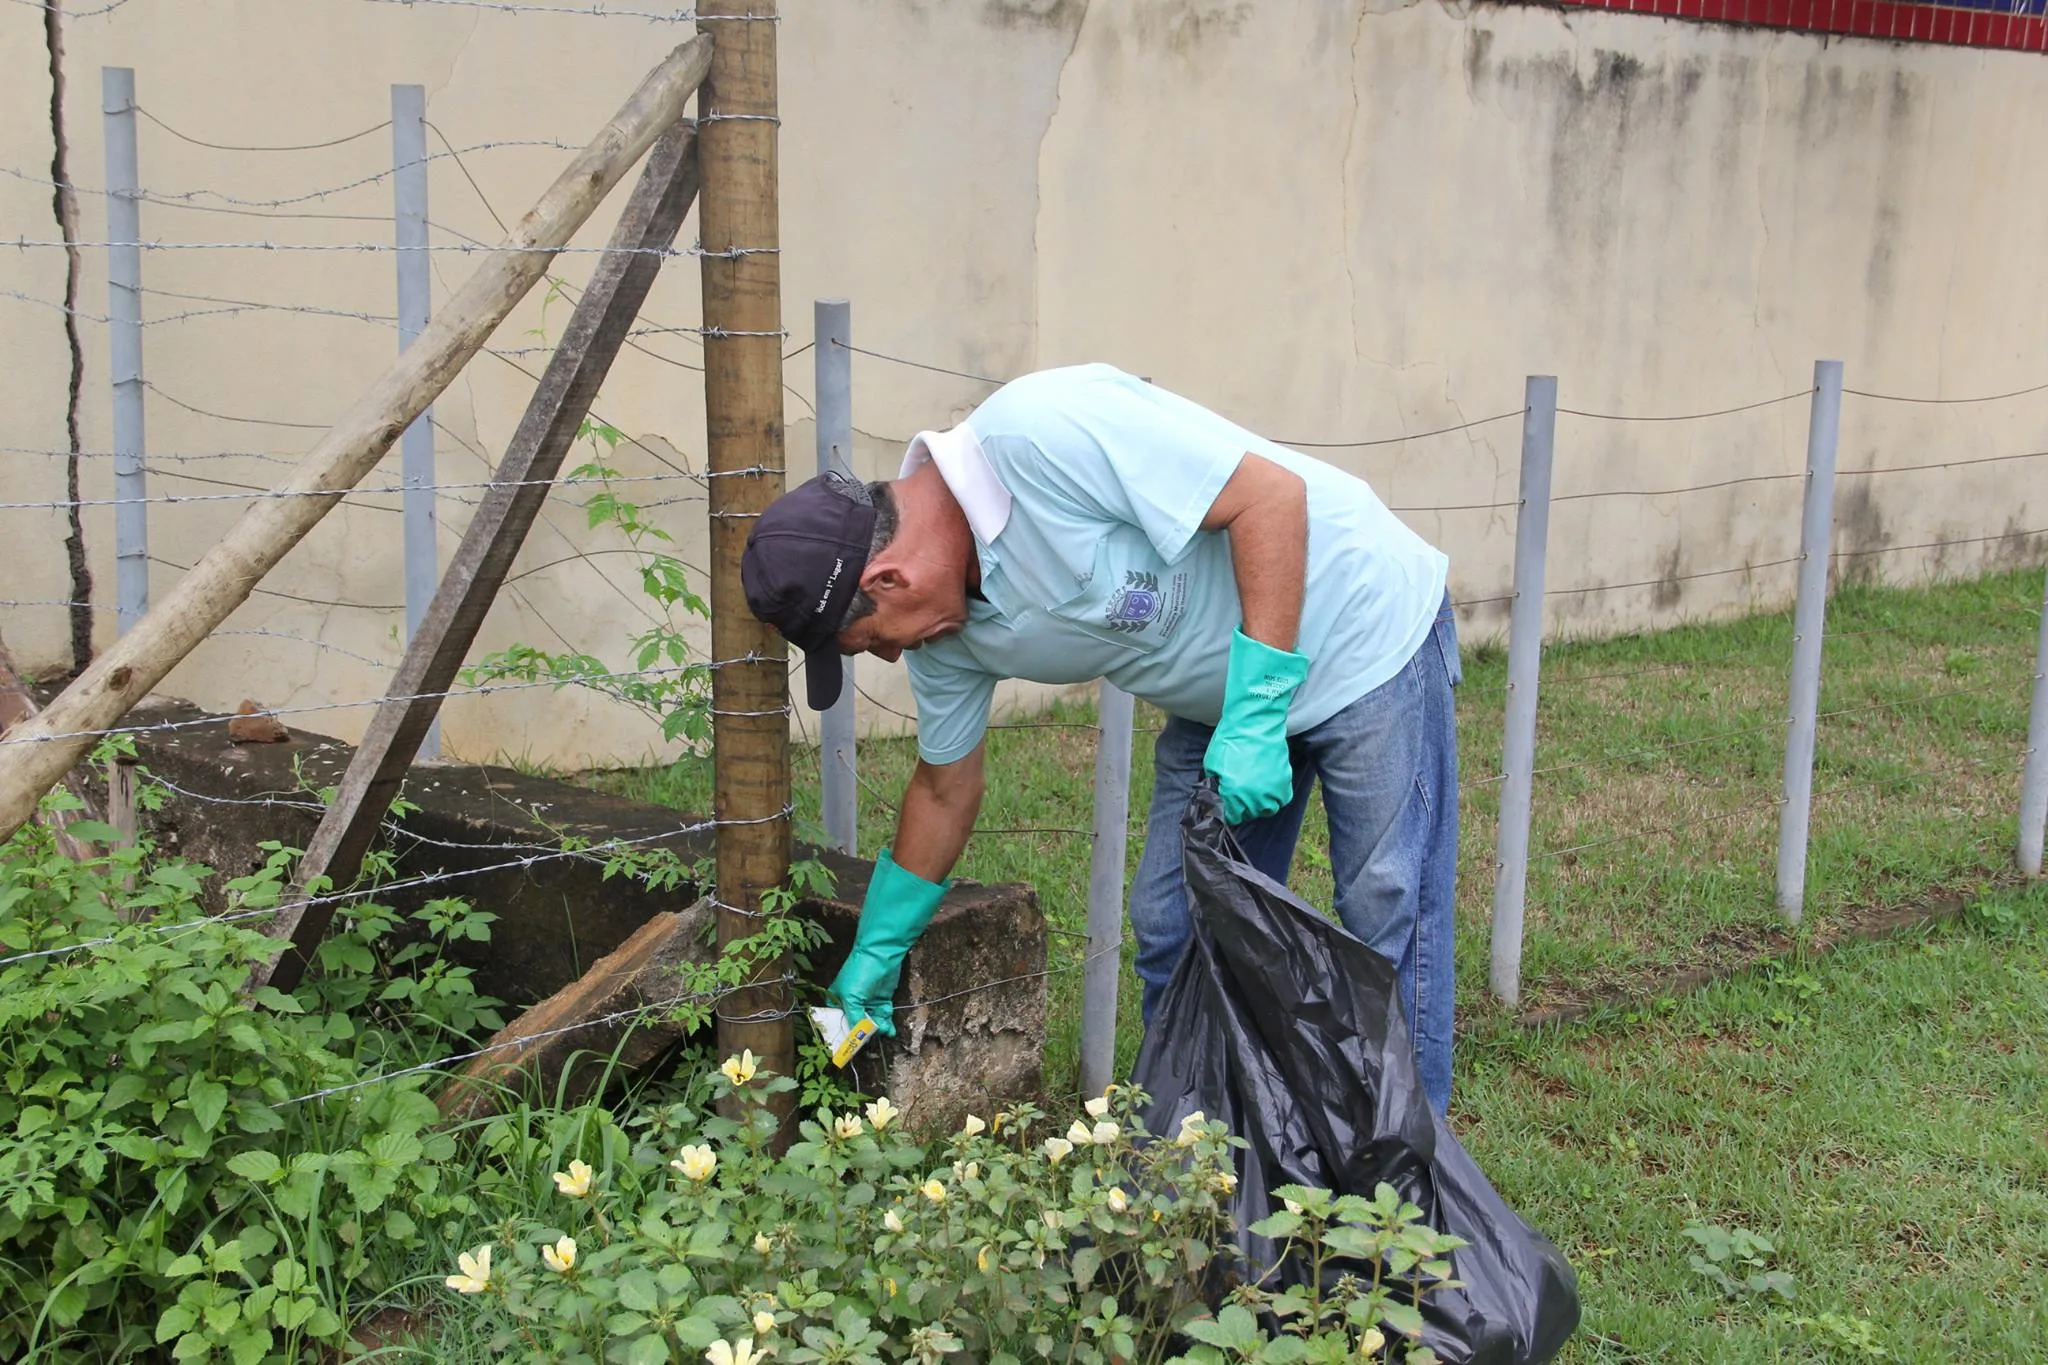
[
  {"xmin": 252, "ymin": 121, "xmax": 705, "ymax": 992},
  {"xmin": 0, "ymin": 36, "xmax": 713, "ymax": 849},
  {"xmin": 697, "ymin": 1, "xmax": 795, "ymax": 1126},
  {"xmin": 435, "ymin": 901, "xmax": 711, "ymax": 1124},
  {"xmin": 0, "ymin": 632, "xmax": 99, "ymax": 862}
]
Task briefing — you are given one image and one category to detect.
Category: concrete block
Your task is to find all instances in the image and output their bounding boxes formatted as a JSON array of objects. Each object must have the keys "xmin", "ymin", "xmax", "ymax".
[{"xmin": 115, "ymin": 696, "xmax": 1049, "ymax": 1127}]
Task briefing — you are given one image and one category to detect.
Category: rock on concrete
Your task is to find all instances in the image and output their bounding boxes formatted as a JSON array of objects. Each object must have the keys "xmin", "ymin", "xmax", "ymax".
[{"xmin": 116, "ymin": 696, "xmax": 1048, "ymax": 1130}]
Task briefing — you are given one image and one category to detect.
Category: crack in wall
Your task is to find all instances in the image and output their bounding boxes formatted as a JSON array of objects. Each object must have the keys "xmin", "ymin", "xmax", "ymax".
[
  {"xmin": 1340, "ymin": 3, "xmax": 1368, "ymax": 367},
  {"xmin": 43, "ymin": 0, "xmax": 93, "ymax": 676},
  {"xmin": 1751, "ymin": 47, "xmax": 1786, "ymax": 394},
  {"xmin": 1028, "ymin": 0, "xmax": 1088, "ymax": 371}
]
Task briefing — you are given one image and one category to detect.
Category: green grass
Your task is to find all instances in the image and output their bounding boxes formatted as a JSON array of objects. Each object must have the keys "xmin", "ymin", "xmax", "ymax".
[
  {"xmin": 1457, "ymin": 880, "xmax": 2048, "ymax": 1363},
  {"xmin": 590, "ymin": 567, "xmax": 2045, "ymax": 1101}
]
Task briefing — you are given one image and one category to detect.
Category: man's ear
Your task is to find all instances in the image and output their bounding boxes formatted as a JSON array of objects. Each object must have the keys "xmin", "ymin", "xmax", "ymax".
[{"xmin": 859, "ymin": 559, "xmax": 909, "ymax": 597}]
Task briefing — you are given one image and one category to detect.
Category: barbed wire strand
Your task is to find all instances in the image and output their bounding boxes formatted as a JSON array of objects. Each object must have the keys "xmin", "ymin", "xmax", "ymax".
[
  {"xmin": 1845, "ymin": 379, "xmax": 2048, "ymax": 406},
  {"xmin": 135, "ymin": 107, "xmax": 392, "ymax": 154},
  {"xmin": 0, "ymin": 665, "xmax": 712, "ymax": 750},
  {"xmin": 1557, "ymin": 389, "xmax": 1813, "ymax": 423},
  {"xmin": 1545, "ymin": 557, "xmax": 1803, "ymax": 600},
  {"xmin": 1836, "ymin": 449, "xmax": 2048, "ymax": 478}
]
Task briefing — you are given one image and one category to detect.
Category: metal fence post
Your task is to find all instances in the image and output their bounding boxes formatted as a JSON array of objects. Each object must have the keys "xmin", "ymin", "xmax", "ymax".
[
  {"xmin": 103, "ymin": 68, "xmax": 146, "ymax": 636},
  {"xmin": 1775, "ymin": 360, "xmax": 1843, "ymax": 922},
  {"xmin": 393, "ymin": 83, "xmax": 439, "ymax": 758},
  {"xmin": 1081, "ymin": 679, "xmax": 1135, "ymax": 1097},
  {"xmin": 1489, "ymin": 375, "xmax": 1556, "ymax": 1007},
  {"xmin": 815, "ymin": 298, "xmax": 856, "ymax": 853},
  {"xmin": 2019, "ymin": 565, "xmax": 2048, "ymax": 877}
]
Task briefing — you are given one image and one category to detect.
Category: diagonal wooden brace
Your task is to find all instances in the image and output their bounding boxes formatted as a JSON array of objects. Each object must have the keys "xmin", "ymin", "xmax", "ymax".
[{"xmin": 254, "ymin": 121, "xmax": 703, "ymax": 993}]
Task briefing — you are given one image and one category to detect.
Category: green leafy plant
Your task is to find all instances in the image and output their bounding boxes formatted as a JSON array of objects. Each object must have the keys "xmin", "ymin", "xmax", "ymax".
[
  {"xmin": 1789, "ymin": 1310, "xmax": 1889, "ymax": 1358},
  {"xmin": 0, "ymin": 810, "xmax": 504, "ymax": 1362},
  {"xmin": 464, "ymin": 416, "xmax": 714, "ymax": 746},
  {"xmin": 1681, "ymin": 1221, "xmax": 1796, "ymax": 1303},
  {"xmin": 441, "ymin": 1060, "xmax": 1467, "ymax": 1364}
]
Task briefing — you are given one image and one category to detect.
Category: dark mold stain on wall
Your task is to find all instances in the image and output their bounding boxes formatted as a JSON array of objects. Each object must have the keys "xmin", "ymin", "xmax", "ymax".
[
  {"xmin": 1833, "ymin": 477, "xmax": 1892, "ymax": 588},
  {"xmin": 1129, "ymin": 0, "xmax": 1254, "ymax": 54},
  {"xmin": 979, "ymin": 0, "xmax": 1088, "ymax": 34},
  {"xmin": 1653, "ymin": 542, "xmax": 1686, "ymax": 611}
]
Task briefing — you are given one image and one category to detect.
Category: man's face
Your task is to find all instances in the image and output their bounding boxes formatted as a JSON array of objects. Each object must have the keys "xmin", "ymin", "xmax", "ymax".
[{"xmin": 835, "ymin": 560, "xmax": 967, "ymax": 664}]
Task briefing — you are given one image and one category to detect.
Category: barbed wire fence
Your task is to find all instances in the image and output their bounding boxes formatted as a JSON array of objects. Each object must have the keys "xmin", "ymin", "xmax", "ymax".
[
  {"xmin": 811, "ymin": 328, "xmax": 2048, "ymax": 1086},
  {"xmin": 0, "ymin": 18, "xmax": 1138, "ymax": 1114},
  {"xmin": 0, "ymin": 9, "xmax": 2044, "ymax": 1112}
]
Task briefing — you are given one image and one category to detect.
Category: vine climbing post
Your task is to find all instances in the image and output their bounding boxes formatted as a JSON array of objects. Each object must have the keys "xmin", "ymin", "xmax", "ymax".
[{"xmin": 698, "ymin": 0, "xmax": 795, "ymax": 1116}]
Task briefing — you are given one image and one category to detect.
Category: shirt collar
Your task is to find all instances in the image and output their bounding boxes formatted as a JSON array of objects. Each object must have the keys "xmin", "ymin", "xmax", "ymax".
[{"xmin": 900, "ymin": 423, "xmax": 1011, "ymax": 546}]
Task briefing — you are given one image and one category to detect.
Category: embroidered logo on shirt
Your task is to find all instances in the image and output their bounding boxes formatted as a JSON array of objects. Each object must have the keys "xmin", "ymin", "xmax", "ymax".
[{"xmin": 1104, "ymin": 571, "xmax": 1161, "ymax": 633}]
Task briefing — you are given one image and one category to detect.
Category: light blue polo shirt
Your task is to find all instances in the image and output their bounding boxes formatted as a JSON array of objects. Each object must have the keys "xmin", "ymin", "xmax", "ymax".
[{"xmin": 903, "ymin": 364, "xmax": 1448, "ymax": 766}]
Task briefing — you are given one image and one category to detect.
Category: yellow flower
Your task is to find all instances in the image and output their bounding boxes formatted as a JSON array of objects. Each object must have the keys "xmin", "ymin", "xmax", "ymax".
[
  {"xmin": 833, "ymin": 1113, "xmax": 864, "ymax": 1141},
  {"xmin": 1175, "ymin": 1112, "xmax": 1207, "ymax": 1146},
  {"xmin": 885, "ymin": 1277, "xmax": 899, "ymax": 1298},
  {"xmin": 1066, "ymin": 1119, "xmax": 1094, "ymax": 1146},
  {"xmin": 1085, "ymin": 1095, "xmax": 1111, "ymax": 1119},
  {"xmin": 1043, "ymin": 1136, "xmax": 1074, "ymax": 1166},
  {"xmin": 720, "ymin": 1049, "xmax": 760, "ymax": 1087},
  {"xmin": 1091, "ymin": 1120, "xmax": 1120, "ymax": 1146},
  {"xmin": 960, "ymin": 1114, "xmax": 987, "ymax": 1137},
  {"xmin": 865, "ymin": 1096, "xmax": 899, "ymax": 1131},
  {"xmin": 1211, "ymin": 1170, "xmax": 1238, "ymax": 1195},
  {"xmin": 444, "ymin": 1245, "xmax": 492, "ymax": 1295},
  {"xmin": 1284, "ymin": 1198, "xmax": 1304, "ymax": 1216},
  {"xmin": 991, "ymin": 1111, "xmax": 1012, "ymax": 1133},
  {"xmin": 671, "ymin": 1144, "xmax": 717, "ymax": 1183},
  {"xmin": 704, "ymin": 1340, "xmax": 768, "ymax": 1365},
  {"xmin": 920, "ymin": 1177, "xmax": 947, "ymax": 1204},
  {"xmin": 884, "ymin": 1208, "xmax": 905, "ymax": 1233},
  {"xmin": 753, "ymin": 1232, "xmax": 773, "ymax": 1255},
  {"xmin": 1106, "ymin": 1188, "xmax": 1129, "ymax": 1214},
  {"xmin": 952, "ymin": 1159, "xmax": 980, "ymax": 1182},
  {"xmin": 1042, "ymin": 1209, "xmax": 1063, "ymax": 1231},
  {"xmin": 552, "ymin": 1159, "xmax": 594, "ymax": 1199},
  {"xmin": 752, "ymin": 1310, "xmax": 776, "ymax": 1336},
  {"xmin": 540, "ymin": 1235, "xmax": 577, "ymax": 1274},
  {"xmin": 976, "ymin": 1244, "xmax": 993, "ymax": 1272},
  {"xmin": 1358, "ymin": 1327, "xmax": 1386, "ymax": 1356}
]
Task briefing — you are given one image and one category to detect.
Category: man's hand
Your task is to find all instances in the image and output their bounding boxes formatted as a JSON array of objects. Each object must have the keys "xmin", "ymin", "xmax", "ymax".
[
  {"xmin": 1204, "ymin": 629, "xmax": 1310, "ymax": 824},
  {"xmin": 826, "ymin": 747, "xmax": 984, "ymax": 1034},
  {"xmin": 1200, "ymin": 454, "xmax": 1310, "ymax": 824},
  {"xmin": 826, "ymin": 850, "xmax": 949, "ymax": 1036}
]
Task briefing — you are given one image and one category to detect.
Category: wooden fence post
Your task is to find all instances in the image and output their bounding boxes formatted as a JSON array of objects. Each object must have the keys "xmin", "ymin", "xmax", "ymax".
[{"xmin": 697, "ymin": 0, "xmax": 794, "ymax": 1115}]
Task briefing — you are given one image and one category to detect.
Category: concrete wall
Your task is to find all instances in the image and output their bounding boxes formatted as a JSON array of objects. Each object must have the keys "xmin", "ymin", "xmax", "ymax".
[{"xmin": 2, "ymin": 0, "xmax": 2043, "ymax": 768}]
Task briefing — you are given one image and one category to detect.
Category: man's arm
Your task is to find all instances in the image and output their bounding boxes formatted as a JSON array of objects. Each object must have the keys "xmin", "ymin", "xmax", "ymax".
[
  {"xmin": 1200, "ymin": 453, "xmax": 1308, "ymax": 650},
  {"xmin": 891, "ymin": 742, "xmax": 986, "ymax": 883}
]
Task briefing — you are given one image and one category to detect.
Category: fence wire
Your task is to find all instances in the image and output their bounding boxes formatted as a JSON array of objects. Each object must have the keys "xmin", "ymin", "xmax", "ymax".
[{"xmin": 2, "ymin": 38, "xmax": 2044, "ymax": 1124}]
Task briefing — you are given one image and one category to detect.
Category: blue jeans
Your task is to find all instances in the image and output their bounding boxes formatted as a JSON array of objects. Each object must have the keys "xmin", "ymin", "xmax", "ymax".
[{"xmin": 1130, "ymin": 596, "xmax": 1462, "ymax": 1114}]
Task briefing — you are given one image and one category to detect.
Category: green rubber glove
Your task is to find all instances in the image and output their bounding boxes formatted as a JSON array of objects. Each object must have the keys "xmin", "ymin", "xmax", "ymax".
[
  {"xmin": 827, "ymin": 850, "xmax": 949, "ymax": 1037},
  {"xmin": 1203, "ymin": 628, "xmax": 1311, "ymax": 826}
]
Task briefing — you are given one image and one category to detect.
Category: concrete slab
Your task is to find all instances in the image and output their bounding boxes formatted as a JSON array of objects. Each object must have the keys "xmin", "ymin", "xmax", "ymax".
[{"xmin": 118, "ymin": 696, "xmax": 1048, "ymax": 1129}]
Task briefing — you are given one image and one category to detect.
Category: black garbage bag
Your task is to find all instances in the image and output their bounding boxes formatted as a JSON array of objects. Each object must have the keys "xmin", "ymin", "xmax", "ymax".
[{"xmin": 1133, "ymin": 787, "xmax": 1579, "ymax": 1365}]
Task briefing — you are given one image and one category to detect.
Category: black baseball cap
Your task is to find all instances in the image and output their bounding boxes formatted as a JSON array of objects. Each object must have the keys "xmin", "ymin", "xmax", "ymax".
[{"xmin": 742, "ymin": 473, "xmax": 877, "ymax": 711}]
